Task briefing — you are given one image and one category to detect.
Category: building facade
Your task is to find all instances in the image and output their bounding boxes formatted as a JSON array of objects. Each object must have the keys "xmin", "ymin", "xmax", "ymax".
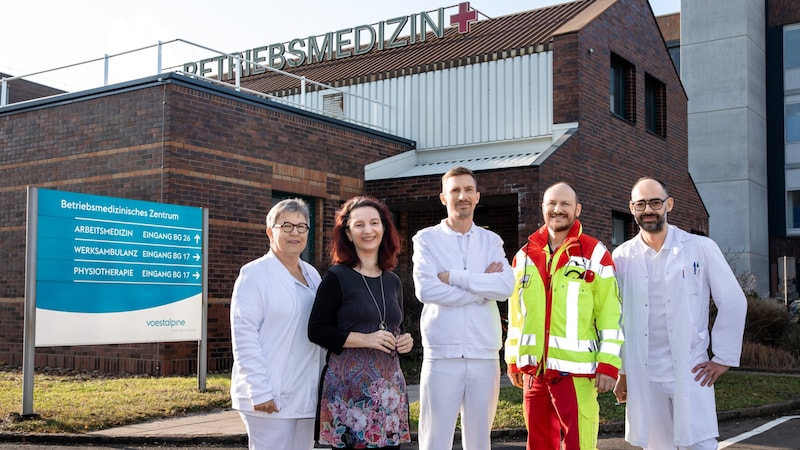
[
  {"xmin": 0, "ymin": 75, "xmax": 413, "ymax": 374},
  {"xmin": 661, "ymin": 0, "xmax": 800, "ymax": 298},
  {"xmin": 0, "ymin": 0, "xmax": 707, "ymax": 374}
]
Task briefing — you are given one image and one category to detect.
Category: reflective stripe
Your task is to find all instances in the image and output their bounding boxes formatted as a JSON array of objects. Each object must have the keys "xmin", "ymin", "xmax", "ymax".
[
  {"xmin": 519, "ymin": 354, "xmax": 538, "ymax": 368},
  {"xmin": 599, "ymin": 341, "xmax": 622, "ymax": 357},
  {"xmin": 549, "ymin": 335, "xmax": 597, "ymax": 352},
  {"xmin": 566, "ymin": 280, "xmax": 580, "ymax": 341},
  {"xmin": 588, "ymin": 242, "xmax": 615, "ymax": 279},
  {"xmin": 597, "ymin": 264, "xmax": 615, "ymax": 279},
  {"xmin": 589, "ymin": 243, "xmax": 606, "ymax": 265},
  {"xmin": 520, "ymin": 334, "xmax": 536, "ymax": 346},
  {"xmin": 600, "ymin": 329, "xmax": 624, "ymax": 341},
  {"xmin": 546, "ymin": 358, "xmax": 597, "ymax": 374}
]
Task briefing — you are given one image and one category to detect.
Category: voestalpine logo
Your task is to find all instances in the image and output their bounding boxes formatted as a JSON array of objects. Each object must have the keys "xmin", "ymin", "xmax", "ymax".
[
  {"xmin": 182, "ymin": 2, "xmax": 479, "ymax": 80},
  {"xmin": 146, "ymin": 318, "xmax": 187, "ymax": 327}
]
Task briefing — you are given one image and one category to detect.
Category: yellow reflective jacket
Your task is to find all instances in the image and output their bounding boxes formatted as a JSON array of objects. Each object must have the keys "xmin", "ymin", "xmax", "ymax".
[{"xmin": 504, "ymin": 220, "xmax": 623, "ymax": 379}]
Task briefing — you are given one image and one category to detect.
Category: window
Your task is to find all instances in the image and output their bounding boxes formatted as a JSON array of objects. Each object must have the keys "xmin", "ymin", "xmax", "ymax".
[
  {"xmin": 322, "ymin": 92, "xmax": 344, "ymax": 118},
  {"xmin": 611, "ymin": 212, "xmax": 633, "ymax": 250},
  {"xmin": 788, "ymin": 190, "xmax": 800, "ymax": 231},
  {"xmin": 788, "ymin": 103, "xmax": 800, "ymax": 143},
  {"xmin": 610, "ymin": 53, "xmax": 635, "ymax": 122},
  {"xmin": 785, "ymin": 26, "xmax": 800, "ymax": 69},
  {"xmin": 645, "ymin": 74, "xmax": 667, "ymax": 137},
  {"xmin": 666, "ymin": 41, "xmax": 681, "ymax": 74},
  {"xmin": 272, "ymin": 192, "xmax": 316, "ymax": 262}
]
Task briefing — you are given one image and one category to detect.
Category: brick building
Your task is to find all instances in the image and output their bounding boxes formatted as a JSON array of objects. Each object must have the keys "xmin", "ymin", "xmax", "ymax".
[
  {"xmin": 236, "ymin": 0, "xmax": 706, "ymax": 258},
  {"xmin": 0, "ymin": 0, "xmax": 706, "ymax": 374},
  {"xmin": 0, "ymin": 76, "xmax": 413, "ymax": 374}
]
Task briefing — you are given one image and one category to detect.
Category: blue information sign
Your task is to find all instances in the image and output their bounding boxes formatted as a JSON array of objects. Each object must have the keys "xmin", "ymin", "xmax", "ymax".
[{"xmin": 32, "ymin": 188, "xmax": 205, "ymax": 346}]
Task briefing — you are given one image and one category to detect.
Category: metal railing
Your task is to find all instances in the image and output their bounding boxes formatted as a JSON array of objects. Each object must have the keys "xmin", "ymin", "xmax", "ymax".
[{"xmin": 1, "ymin": 38, "xmax": 390, "ymax": 132}]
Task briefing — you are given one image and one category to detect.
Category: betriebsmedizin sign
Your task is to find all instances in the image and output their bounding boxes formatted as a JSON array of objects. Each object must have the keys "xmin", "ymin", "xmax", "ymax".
[
  {"xmin": 29, "ymin": 187, "xmax": 205, "ymax": 346},
  {"xmin": 181, "ymin": 5, "xmax": 457, "ymax": 80}
]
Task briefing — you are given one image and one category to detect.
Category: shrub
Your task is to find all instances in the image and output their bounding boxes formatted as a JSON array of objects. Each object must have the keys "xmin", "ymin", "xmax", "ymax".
[
  {"xmin": 781, "ymin": 322, "xmax": 800, "ymax": 359},
  {"xmin": 740, "ymin": 340, "xmax": 799, "ymax": 369},
  {"xmin": 742, "ymin": 298, "xmax": 794, "ymax": 346}
]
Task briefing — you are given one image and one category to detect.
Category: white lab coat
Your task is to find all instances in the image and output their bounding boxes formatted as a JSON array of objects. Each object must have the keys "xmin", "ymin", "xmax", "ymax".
[
  {"xmin": 230, "ymin": 252, "xmax": 323, "ymax": 418},
  {"xmin": 612, "ymin": 226, "xmax": 747, "ymax": 447}
]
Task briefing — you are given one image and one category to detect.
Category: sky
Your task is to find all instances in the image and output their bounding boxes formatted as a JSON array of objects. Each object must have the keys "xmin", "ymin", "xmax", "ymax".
[{"xmin": 0, "ymin": 0, "xmax": 679, "ymax": 92}]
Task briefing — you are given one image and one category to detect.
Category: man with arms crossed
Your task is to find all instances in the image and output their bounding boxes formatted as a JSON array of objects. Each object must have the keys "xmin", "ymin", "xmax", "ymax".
[
  {"xmin": 504, "ymin": 182, "xmax": 623, "ymax": 450},
  {"xmin": 412, "ymin": 166, "xmax": 515, "ymax": 450},
  {"xmin": 612, "ymin": 177, "xmax": 747, "ymax": 450}
]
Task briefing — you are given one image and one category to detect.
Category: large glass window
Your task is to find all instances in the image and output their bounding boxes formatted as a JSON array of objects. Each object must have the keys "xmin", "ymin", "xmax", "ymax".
[
  {"xmin": 645, "ymin": 74, "xmax": 667, "ymax": 137},
  {"xmin": 788, "ymin": 190, "xmax": 800, "ymax": 230},
  {"xmin": 785, "ymin": 26, "xmax": 800, "ymax": 69},
  {"xmin": 272, "ymin": 192, "xmax": 316, "ymax": 262},
  {"xmin": 788, "ymin": 103, "xmax": 800, "ymax": 143},
  {"xmin": 611, "ymin": 53, "xmax": 636, "ymax": 122}
]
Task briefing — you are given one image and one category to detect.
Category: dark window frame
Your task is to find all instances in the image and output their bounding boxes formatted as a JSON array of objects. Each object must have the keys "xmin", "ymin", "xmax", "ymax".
[
  {"xmin": 645, "ymin": 73, "xmax": 667, "ymax": 138},
  {"xmin": 610, "ymin": 53, "xmax": 636, "ymax": 123}
]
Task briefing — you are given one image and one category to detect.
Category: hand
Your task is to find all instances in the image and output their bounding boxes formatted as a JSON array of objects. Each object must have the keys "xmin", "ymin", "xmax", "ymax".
[
  {"xmin": 485, "ymin": 261, "xmax": 504, "ymax": 273},
  {"xmin": 369, "ymin": 329, "xmax": 397, "ymax": 354},
  {"xmin": 595, "ymin": 373, "xmax": 615, "ymax": 393},
  {"xmin": 437, "ymin": 271, "xmax": 450, "ymax": 284},
  {"xmin": 613, "ymin": 374, "xmax": 627, "ymax": 403},
  {"xmin": 692, "ymin": 361, "xmax": 730, "ymax": 387},
  {"xmin": 253, "ymin": 399, "xmax": 278, "ymax": 414},
  {"xmin": 395, "ymin": 332, "xmax": 414, "ymax": 354},
  {"xmin": 507, "ymin": 372, "xmax": 524, "ymax": 389}
]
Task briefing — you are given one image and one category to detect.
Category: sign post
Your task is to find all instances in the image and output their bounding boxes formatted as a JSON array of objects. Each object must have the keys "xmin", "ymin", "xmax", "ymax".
[{"xmin": 23, "ymin": 187, "xmax": 206, "ymax": 414}]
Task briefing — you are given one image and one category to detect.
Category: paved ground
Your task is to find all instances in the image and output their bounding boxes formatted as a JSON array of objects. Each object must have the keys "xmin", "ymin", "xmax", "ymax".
[{"xmin": 0, "ymin": 372, "xmax": 798, "ymax": 449}]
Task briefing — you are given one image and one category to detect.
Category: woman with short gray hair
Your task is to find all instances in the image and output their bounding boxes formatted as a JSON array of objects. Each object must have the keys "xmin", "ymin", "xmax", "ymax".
[{"xmin": 230, "ymin": 198, "xmax": 323, "ymax": 450}]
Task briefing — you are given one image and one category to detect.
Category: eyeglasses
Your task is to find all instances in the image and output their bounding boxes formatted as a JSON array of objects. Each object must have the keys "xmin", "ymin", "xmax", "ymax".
[
  {"xmin": 631, "ymin": 197, "xmax": 668, "ymax": 211},
  {"xmin": 273, "ymin": 222, "xmax": 309, "ymax": 233}
]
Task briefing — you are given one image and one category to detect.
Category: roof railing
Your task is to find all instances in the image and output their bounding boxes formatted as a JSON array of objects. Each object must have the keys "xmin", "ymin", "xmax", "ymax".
[{"xmin": 1, "ymin": 38, "xmax": 390, "ymax": 132}]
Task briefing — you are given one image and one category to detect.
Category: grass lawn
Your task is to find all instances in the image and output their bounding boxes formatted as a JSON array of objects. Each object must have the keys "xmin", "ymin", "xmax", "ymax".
[{"xmin": 0, "ymin": 368, "xmax": 798, "ymax": 434}]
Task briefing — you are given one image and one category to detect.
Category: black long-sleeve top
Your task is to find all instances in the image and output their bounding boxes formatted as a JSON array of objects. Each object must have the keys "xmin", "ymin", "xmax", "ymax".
[{"xmin": 308, "ymin": 264, "xmax": 404, "ymax": 354}]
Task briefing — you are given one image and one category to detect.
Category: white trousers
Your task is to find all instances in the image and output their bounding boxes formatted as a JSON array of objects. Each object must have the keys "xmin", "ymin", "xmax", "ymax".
[
  {"xmin": 645, "ymin": 380, "xmax": 718, "ymax": 450},
  {"xmin": 238, "ymin": 412, "xmax": 315, "ymax": 450},
  {"xmin": 418, "ymin": 358, "xmax": 500, "ymax": 450}
]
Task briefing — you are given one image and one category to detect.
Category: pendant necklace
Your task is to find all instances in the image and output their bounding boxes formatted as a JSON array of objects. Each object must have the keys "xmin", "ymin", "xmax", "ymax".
[{"xmin": 360, "ymin": 271, "xmax": 387, "ymax": 330}]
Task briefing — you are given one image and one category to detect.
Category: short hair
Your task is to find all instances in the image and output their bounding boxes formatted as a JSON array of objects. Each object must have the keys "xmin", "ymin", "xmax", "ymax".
[
  {"xmin": 266, "ymin": 198, "xmax": 310, "ymax": 228},
  {"xmin": 632, "ymin": 177, "xmax": 670, "ymax": 198},
  {"xmin": 442, "ymin": 166, "xmax": 477, "ymax": 190},
  {"xmin": 543, "ymin": 181, "xmax": 580, "ymax": 204},
  {"xmin": 330, "ymin": 196, "xmax": 401, "ymax": 271}
]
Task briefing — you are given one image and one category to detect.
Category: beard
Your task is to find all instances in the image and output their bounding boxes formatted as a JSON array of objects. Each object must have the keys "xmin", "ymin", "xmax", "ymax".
[
  {"xmin": 635, "ymin": 211, "xmax": 666, "ymax": 232},
  {"xmin": 547, "ymin": 214, "xmax": 575, "ymax": 233}
]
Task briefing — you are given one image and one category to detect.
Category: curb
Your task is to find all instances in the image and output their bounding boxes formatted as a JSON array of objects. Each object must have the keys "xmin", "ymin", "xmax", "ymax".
[
  {"xmin": 0, "ymin": 399, "xmax": 797, "ymax": 446},
  {"xmin": 0, "ymin": 432, "xmax": 248, "ymax": 446}
]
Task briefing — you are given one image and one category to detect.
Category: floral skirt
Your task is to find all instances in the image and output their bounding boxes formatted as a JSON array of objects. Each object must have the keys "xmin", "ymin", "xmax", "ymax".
[{"xmin": 318, "ymin": 348, "xmax": 411, "ymax": 448}]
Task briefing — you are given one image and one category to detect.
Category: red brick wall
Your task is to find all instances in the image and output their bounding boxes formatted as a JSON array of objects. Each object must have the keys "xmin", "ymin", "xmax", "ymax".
[
  {"xmin": 550, "ymin": 0, "xmax": 707, "ymax": 242},
  {"xmin": 0, "ymin": 75, "xmax": 412, "ymax": 374},
  {"xmin": 768, "ymin": 0, "xmax": 800, "ymax": 27},
  {"xmin": 367, "ymin": 0, "xmax": 707, "ymax": 303}
]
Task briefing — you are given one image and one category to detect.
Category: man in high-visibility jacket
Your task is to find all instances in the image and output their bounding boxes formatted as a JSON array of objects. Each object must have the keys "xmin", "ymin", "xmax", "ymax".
[{"xmin": 504, "ymin": 182, "xmax": 623, "ymax": 450}]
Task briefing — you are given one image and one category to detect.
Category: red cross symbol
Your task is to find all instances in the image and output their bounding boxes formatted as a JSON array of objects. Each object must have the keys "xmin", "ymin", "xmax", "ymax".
[{"xmin": 450, "ymin": 2, "xmax": 478, "ymax": 34}]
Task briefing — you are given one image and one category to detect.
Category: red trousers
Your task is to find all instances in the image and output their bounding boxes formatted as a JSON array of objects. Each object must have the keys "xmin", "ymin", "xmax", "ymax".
[{"xmin": 523, "ymin": 372, "xmax": 599, "ymax": 450}]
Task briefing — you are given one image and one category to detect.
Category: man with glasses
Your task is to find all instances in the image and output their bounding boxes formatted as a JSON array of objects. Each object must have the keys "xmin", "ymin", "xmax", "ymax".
[
  {"xmin": 612, "ymin": 177, "xmax": 747, "ymax": 450},
  {"xmin": 504, "ymin": 182, "xmax": 623, "ymax": 450}
]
